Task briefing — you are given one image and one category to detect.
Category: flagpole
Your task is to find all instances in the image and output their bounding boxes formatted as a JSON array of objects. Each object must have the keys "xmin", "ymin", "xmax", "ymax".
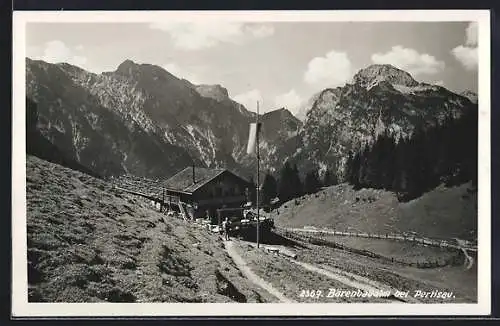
[{"xmin": 256, "ymin": 101, "xmax": 260, "ymax": 248}]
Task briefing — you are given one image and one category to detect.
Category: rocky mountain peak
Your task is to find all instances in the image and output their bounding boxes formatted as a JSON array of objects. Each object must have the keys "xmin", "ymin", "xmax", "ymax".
[
  {"xmin": 353, "ymin": 64, "xmax": 419, "ymax": 88},
  {"xmin": 195, "ymin": 84, "xmax": 230, "ymax": 102},
  {"xmin": 263, "ymin": 107, "xmax": 295, "ymax": 120},
  {"xmin": 261, "ymin": 108, "xmax": 302, "ymax": 135},
  {"xmin": 297, "ymin": 63, "xmax": 476, "ymax": 179},
  {"xmin": 114, "ymin": 60, "xmax": 171, "ymax": 80},
  {"xmin": 460, "ymin": 90, "xmax": 478, "ymax": 104},
  {"xmin": 55, "ymin": 62, "xmax": 95, "ymax": 80},
  {"xmin": 115, "ymin": 59, "xmax": 139, "ymax": 75}
]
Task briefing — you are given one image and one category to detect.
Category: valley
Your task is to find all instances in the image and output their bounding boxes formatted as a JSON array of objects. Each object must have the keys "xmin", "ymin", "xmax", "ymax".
[{"xmin": 26, "ymin": 155, "xmax": 478, "ymax": 303}]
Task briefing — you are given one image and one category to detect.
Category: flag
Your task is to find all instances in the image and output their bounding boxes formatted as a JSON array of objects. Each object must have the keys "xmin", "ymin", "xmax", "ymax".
[{"xmin": 246, "ymin": 122, "xmax": 262, "ymax": 154}]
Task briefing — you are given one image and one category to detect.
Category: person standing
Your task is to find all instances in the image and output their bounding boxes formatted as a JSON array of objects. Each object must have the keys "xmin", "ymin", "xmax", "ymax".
[{"xmin": 223, "ymin": 217, "xmax": 231, "ymax": 240}]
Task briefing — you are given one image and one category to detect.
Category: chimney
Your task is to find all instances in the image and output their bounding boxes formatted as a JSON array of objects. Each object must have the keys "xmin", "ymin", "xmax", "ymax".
[{"xmin": 192, "ymin": 163, "xmax": 196, "ymax": 184}]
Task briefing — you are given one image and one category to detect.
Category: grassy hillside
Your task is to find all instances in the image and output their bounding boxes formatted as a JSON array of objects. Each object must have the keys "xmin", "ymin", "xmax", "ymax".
[
  {"xmin": 397, "ymin": 183, "xmax": 477, "ymax": 240},
  {"xmin": 26, "ymin": 155, "xmax": 277, "ymax": 303},
  {"xmin": 274, "ymin": 183, "xmax": 477, "ymax": 240}
]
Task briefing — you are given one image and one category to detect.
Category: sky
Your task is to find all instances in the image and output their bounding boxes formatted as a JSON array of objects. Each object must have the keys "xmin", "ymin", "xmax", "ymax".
[{"xmin": 26, "ymin": 21, "xmax": 478, "ymax": 114}]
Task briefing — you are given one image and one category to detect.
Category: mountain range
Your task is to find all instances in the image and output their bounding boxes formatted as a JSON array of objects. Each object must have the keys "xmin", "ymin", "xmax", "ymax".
[
  {"xmin": 293, "ymin": 64, "xmax": 477, "ymax": 178},
  {"xmin": 25, "ymin": 58, "xmax": 477, "ymax": 182},
  {"xmin": 26, "ymin": 58, "xmax": 301, "ymax": 179}
]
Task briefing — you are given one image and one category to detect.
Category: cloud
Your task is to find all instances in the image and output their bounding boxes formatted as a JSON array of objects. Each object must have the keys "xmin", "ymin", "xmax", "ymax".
[
  {"xmin": 451, "ymin": 46, "xmax": 478, "ymax": 71},
  {"xmin": 371, "ymin": 46, "xmax": 445, "ymax": 75},
  {"xmin": 162, "ymin": 63, "xmax": 202, "ymax": 84},
  {"xmin": 451, "ymin": 22, "xmax": 478, "ymax": 70},
  {"xmin": 465, "ymin": 22, "xmax": 478, "ymax": 46},
  {"xmin": 245, "ymin": 24, "xmax": 275, "ymax": 38},
  {"xmin": 274, "ymin": 89, "xmax": 303, "ymax": 115},
  {"xmin": 233, "ymin": 89, "xmax": 264, "ymax": 112},
  {"xmin": 36, "ymin": 40, "xmax": 88, "ymax": 68},
  {"xmin": 149, "ymin": 22, "xmax": 274, "ymax": 50},
  {"xmin": 304, "ymin": 50, "xmax": 353, "ymax": 89}
]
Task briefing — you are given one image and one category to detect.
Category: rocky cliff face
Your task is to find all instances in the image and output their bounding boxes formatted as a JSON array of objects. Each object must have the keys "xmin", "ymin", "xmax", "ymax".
[
  {"xmin": 25, "ymin": 58, "xmax": 301, "ymax": 178},
  {"xmin": 296, "ymin": 64, "xmax": 477, "ymax": 178},
  {"xmin": 195, "ymin": 84, "xmax": 229, "ymax": 102},
  {"xmin": 294, "ymin": 91, "xmax": 322, "ymax": 122},
  {"xmin": 26, "ymin": 59, "xmax": 196, "ymax": 178}
]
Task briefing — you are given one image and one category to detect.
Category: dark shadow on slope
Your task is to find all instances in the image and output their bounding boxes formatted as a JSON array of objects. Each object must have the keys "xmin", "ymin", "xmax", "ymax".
[
  {"xmin": 215, "ymin": 270, "xmax": 247, "ymax": 303},
  {"xmin": 26, "ymin": 97, "xmax": 102, "ymax": 178}
]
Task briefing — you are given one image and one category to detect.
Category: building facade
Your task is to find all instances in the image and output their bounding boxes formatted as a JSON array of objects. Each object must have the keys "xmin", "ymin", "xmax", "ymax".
[{"xmin": 163, "ymin": 166, "xmax": 252, "ymax": 222}]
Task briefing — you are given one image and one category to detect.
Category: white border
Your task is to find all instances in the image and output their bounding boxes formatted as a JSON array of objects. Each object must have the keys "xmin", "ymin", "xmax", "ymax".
[{"xmin": 12, "ymin": 10, "xmax": 491, "ymax": 317}]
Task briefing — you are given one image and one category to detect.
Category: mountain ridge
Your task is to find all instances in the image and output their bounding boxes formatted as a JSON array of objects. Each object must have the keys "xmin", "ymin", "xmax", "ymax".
[
  {"xmin": 352, "ymin": 64, "xmax": 419, "ymax": 89},
  {"xmin": 25, "ymin": 58, "xmax": 301, "ymax": 179},
  {"xmin": 26, "ymin": 58, "xmax": 476, "ymax": 182},
  {"xmin": 293, "ymin": 64, "xmax": 477, "ymax": 178}
]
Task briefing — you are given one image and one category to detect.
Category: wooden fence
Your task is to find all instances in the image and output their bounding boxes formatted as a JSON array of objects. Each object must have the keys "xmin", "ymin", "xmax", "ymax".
[
  {"xmin": 276, "ymin": 228, "xmax": 467, "ymax": 269},
  {"xmin": 281, "ymin": 227, "xmax": 477, "ymax": 253}
]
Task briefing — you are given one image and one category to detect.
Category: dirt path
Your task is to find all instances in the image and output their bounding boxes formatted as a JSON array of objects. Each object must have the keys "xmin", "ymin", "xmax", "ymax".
[
  {"xmin": 226, "ymin": 239, "xmax": 418, "ymax": 303},
  {"xmin": 288, "ymin": 260, "xmax": 420, "ymax": 303},
  {"xmin": 454, "ymin": 238, "xmax": 474, "ymax": 270},
  {"xmin": 462, "ymin": 249, "xmax": 474, "ymax": 270},
  {"xmin": 223, "ymin": 240, "xmax": 297, "ymax": 303}
]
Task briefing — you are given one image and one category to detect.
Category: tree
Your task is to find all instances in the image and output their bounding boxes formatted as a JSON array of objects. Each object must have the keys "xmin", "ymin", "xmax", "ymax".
[
  {"xmin": 304, "ymin": 169, "xmax": 321, "ymax": 194},
  {"xmin": 291, "ymin": 164, "xmax": 303, "ymax": 198},
  {"xmin": 357, "ymin": 146, "xmax": 370, "ymax": 188},
  {"xmin": 344, "ymin": 107, "xmax": 478, "ymax": 201},
  {"xmin": 278, "ymin": 161, "xmax": 294, "ymax": 202},
  {"xmin": 261, "ymin": 173, "xmax": 278, "ymax": 207},
  {"xmin": 322, "ymin": 168, "xmax": 338, "ymax": 187},
  {"xmin": 345, "ymin": 151, "xmax": 356, "ymax": 185},
  {"xmin": 246, "ymin": 175, "xmax": 256, "ymax": 204},
  {"xmin": 323, "ymin": 169, "xmax": 333, "ymax": 187}
]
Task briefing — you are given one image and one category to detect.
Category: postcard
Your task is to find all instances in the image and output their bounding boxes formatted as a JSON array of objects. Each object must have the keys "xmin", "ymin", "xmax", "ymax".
[{"xmin": 12, "ymin": 9, "xmax": 491, "ymax": 317}]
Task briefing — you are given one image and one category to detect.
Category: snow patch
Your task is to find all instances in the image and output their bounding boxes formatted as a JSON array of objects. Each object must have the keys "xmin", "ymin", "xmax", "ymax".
[
  {"xmin": 365, "ymin": 76, "xmax": 387, "ymax": 91},
  {"xmin": 392, "ymin": 84, "xmax": 414, "ymax": 94},
  {"xmin": 392, "ymin": 83, "xmax": 436, "ymax": 95}
]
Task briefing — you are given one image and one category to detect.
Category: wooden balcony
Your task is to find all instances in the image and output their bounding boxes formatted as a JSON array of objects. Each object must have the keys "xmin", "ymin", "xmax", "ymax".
[
  {"xmin": 196, "ymin": 195, "xmax": 247, "ymax": 207},
  {"xmin": 162, "ymin": 194, "xmax": 181, "ymax": 203}
]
